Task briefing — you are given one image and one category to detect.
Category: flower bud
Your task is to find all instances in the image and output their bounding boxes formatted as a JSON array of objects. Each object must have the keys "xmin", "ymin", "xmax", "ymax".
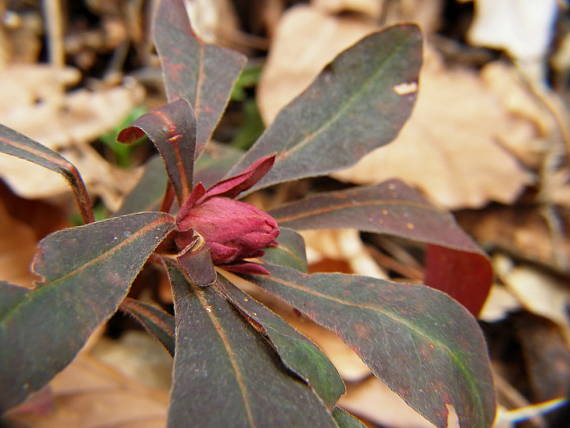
[{"xmin": 176, "ymin": 196, "xmax": 280, "ymax": 265}]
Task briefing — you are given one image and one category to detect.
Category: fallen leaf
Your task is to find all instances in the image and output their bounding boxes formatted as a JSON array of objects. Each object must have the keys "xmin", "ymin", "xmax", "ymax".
[
  {"xmin": 0, "ymin": 65, "xmax": 144, "ymax": 209},
  {"xmin": 501, "ymin": 266, "xmax": 570, "ymax": 342},
  {"xmin": 468, "ymin": 0, "xmax": 558, "ymax": 62},
  {"xmin": 338, "ymin": 376, "xmax": 437, "ymax": 428},
  {"xmin": 458, "ymin": 207, "xmax": 570, "ymax": 275},
  {"xmin": 0, "ymin": 198, "xmax": 37, "ymax": 287},
  {"xmin": 90, "ymin": 331, "xmax": 173, "ymax": 391},
  {"xmin": 301, "ymin": 229, "xmax": 387, "ymax": 279},
  {"xmin": 479, "ymin": 284, "xmax": 521, "ymax": 323},
  {"xmin": 4, "ymin": 354, "xmax": 168, "ymax": 427},
  {"xmin": 258, "ymin": 5, "xmax": 378, "ymax": 122},
  {"xmin": 258, "ymin": 6, "xmax": 535, "ymax": 209},
  {"xmin": 333, "ymin": 50, "xmax": 535, "ymax": 209},
  {"xmin": 313, "ymin": 0, "xmax": 384, "ymax": 18},
  {"xmin": 513, "ymin": 313, "xmax": 570, "ymax": 402}
]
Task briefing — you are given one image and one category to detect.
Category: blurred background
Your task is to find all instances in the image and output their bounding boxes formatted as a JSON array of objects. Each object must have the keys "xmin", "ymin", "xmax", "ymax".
[{"xmin": 0, "ymin": 1, "xmax": 569, "ymax": 427}]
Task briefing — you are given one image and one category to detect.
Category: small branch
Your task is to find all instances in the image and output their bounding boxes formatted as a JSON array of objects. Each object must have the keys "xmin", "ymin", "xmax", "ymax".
[{"xmin": 43, "ymin": 0, "xmax": 65, "ymax": 68}]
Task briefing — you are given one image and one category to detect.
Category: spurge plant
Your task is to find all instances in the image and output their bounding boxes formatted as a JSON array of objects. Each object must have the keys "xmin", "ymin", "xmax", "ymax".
[{"xmin": 0, "ymin": 0, "xmax": 496, "ymax": 426}]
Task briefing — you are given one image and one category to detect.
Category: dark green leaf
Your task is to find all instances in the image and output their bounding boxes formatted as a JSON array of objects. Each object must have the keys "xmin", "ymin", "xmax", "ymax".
[
  {"xmin": 332, "ymin": 407, "xmax": 366, "ymax": 428},
  {"xmin": 0, "ymin": 124, "xmax": 93, "ymax": 223},
  {"xmin": 116, "ymin": 156, "xmax": 168, "ymax": 215},
  {"xmin": 154, "ymin": 0, "xmax": 246, "ymax": 154},
  {"xmin": 246, "ymin": 264, "xmax": 496, "ymax": 428},
  {"xmin": 216, "ymin": 275, "xmax": 344, "ymax": 407},
  {"xmin": 0, "ymin": 212, "xmax": 175, "ymax": 412},
  {"xmin": 260, "ymin": 227, "xmax": 308, "ymax": 272},
  {"xmin": 195, "ymin": 143, "xmax": 244, "ymax": 188},
  {"xmin": 270, "ymin": 179, "xmax": 492, "ymax": 315},
  {"xmin": 118, "ymin": 98, "xmax": 196, "ymax": 203},
  {"xmin": 120, "ymin": 298, "xmax": 175, "ymax": 356},
  {"xmin": 0, "ymin": 282, "xmax": 30, "ymax": 318},
  {"xmin": 229, "ymin": 25, "xmax": 422, "ymax": 193},
  {"xmin": 117, "ymin": 144, "xmax": 244, "ymax": 216},
  {"xmin": 167, "ymin": 263, "xmax": 337, "ymax": 427}
]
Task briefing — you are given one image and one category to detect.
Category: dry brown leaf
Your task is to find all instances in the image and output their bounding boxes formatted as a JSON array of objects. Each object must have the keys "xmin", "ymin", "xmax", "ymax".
[
  {"xmin": 458, "ymin": 208, "xmax": 570, "ymax": 274},
  {"xmin": 0, "ymin": 65, "xmax": 144, "ymax": 209},
  {"xmin": 259, "ymin": 6, "xmax": 541, "ymax": 209},
  {"xmin": 258, "ymin": 5, "xmax": 378, "ymax": 121},
  {"xmin": 500, "ymin": 266, "xmax": 570, "ymax": 342},
  {"xmin": 0, "ymin": 198, "xmax": 37, "ymax": 287},
  {"xmin": 333, "ymin": 51, "xmax": 536, "ymax": 209},
  {"xmin": 5, "ymin": 354, "xmax": 168, "ymax": 428},
  {"xmin": 91, "ymin": 331, "xmax": 173, "ymax": 391},
  {"xmin": 313, "ymin": 0, "xmax": 384, "ymax": 18},
  {"xmin": 301, "ymin": 229, "xmax": 387, "ymax": 279},
  {"xmin": 479, "ymin": 284, "xmax": 521, "ymax": 323},
  {"xmin": 338, "ymin": 376, "xmax": 446, "ymax": 428}
]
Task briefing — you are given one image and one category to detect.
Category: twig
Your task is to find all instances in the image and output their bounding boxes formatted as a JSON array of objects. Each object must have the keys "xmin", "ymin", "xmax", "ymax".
[{"xmin": 43, "ymin": 0, "xmax": 65, "ymax": 68}]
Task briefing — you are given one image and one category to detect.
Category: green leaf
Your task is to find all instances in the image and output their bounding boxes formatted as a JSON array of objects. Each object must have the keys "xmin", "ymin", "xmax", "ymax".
[
  {"xmin": 117, "ymin": 144, "xmax": 244, "ymax": 216},
  {"xmin": 0, "ymin": 282, "xmax": 30, "ymax": 318},
  {"xmin": 154, "ymin": 0, "xmax": 246, "ymax": 155},
  {"xmin": 269, "ymin": 179, "xmax": 492, "ymax": 315},
  {"xmin": 261, "ymin": 227, "xmax": 308, "ymax": 272},
  {"xmin": 216, "ymin": 275, "xmax": 344, "ymax": 407},
  {"xmin": 195, "ymin": 143, "xmax": 244, "ymax": 188},
  {"xmin": 0, "ymin": 124, "xmax": 93, "ymax": 223},
  {"xmin": 332, "ymin": 408, "xmax": 366, "ymax": 428},
  {"xmin": 118, "ymin": 98, "xmax": 196, "ymax": 203},
  {"xmin": 120, "ymin": 298, "xmax": 175, "ymax": 357},
  {"xmin": 245, "ymin": 264, "xmax": 496, "ymax": 428},
  {"xmin": 229, "ymin": 24, "xmax": 422, "ymax": 193},
  {"xmin": 0, "ymin": 212, "xmax": 175, "ymax": 412},
  {"xmin": 167, "ymin": 263, "xmax": 337, "ymax": 427},
  {"xmin": 116, "ymin": 156, "xmax": 168, "ymax": 215}
]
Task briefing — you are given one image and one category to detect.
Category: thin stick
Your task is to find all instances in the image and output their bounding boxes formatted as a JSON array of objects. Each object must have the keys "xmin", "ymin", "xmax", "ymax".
[{"xmin": 43, "ymin": 0, "xmax": 65, "ymax": 68}]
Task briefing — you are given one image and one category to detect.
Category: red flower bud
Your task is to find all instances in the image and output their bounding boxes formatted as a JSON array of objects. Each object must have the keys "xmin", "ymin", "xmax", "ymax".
[
  {"xmin": 176, "ymin": 197, "xmax": 279, "ymax": 265},
  {"xmin": 174, "ymin": 154, "xmax": 279, "ymax": 276}
]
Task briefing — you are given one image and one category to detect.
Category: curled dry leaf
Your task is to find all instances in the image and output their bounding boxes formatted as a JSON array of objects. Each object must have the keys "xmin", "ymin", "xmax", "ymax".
[
  {"xmin": 500, "ymin": 266, "xmax": 570, "ymax": 342},
  {"xmin": 333, "ymin": 50, "xmax": 536, "ymax": 209},
  {"xmin": 313, "ymin": 0, "xmax": 384, "ymax": 18},
  {"xmin": 0, "ymin": 65, "xmax": 144, "ymax": 207},
  {"xmin": 459, "ymin": 207, "xmax": 570, "ymax": 274},
  {"xmin": 468, "ymin": 0, "xmax": 558, "ymax": 62},
  {"xmin": 258, "ymin": 5, "xmax": 378, "ymax": 122},
  {"xmin": 338, "ymin": 376, "xmax": 459, "ymax": 428},
  {"xmin": 301, "ymin": 229, "xmax": 387, "ymax": 279},
  {"xmin": 0, "ymin": 199, "xmax": 37, "ymax": 287},
  {"xmin": 259, "ymin": 6, "xmax": 539, "ymax": 209},
  {"xmin": 4, "ymin": 355, "xmax": 168, "ymax": 428}
]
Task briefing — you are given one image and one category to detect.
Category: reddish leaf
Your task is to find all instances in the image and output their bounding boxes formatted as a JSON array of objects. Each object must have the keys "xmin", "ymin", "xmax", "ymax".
[
  {"xmin": 154, "ymin": 0, "xmax": 246, "ymax": 154},
  {"xmin": 166, "ymin": 263, "xmax": 337, "ymax": 427},
  {"xmin": 229, "ymin": 25, "xmax": 422, "ymax": 194},
  {"xmin": 245, "ymin": 264, "xmax": 496, "ymax": 428},
  {"xmin": 120, "ymin": 298, "xmax": 175, "ymax": 356},
  {"xmin": 270, "ymin": 179, "xmax": 492, "ymax": 315},
  {"xmin": 118, "ymin": 99, "xmax": 196, "ymax": 203},
  {"xmin": 216, "ymin": 275, "xmax": 344, "ymax": 406},
  {"xmin": 425, "ymin": 245, "xmax": 493, "ymax": 316},
  {"xmin": 0, "ymin": 212, "xmax": 175, "ymax": 412},
  {"xmin": 0, "ymin": 124, "xmax": 93, "ymax": 223},
  {"xmin": 175, "ymin": 234, "xmax": 217, "ymax": 287}
]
